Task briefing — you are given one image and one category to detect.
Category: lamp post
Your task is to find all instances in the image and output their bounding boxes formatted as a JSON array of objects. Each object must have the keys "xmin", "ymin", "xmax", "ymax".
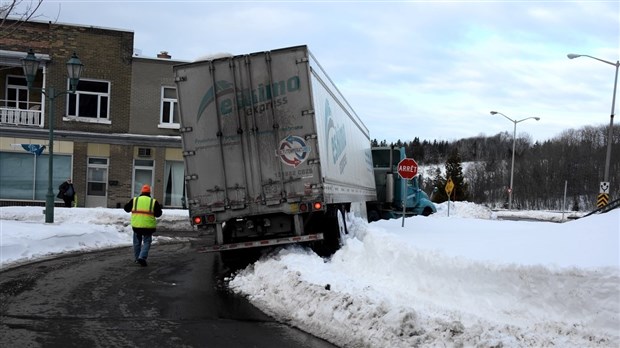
[
  {"xmin": 567, "ymin": 53, "xmax": 618, "ymax": 206},
  {"xmin": 22, "ymin": 49, "xmax": 84, "ymax": 223},
  {"xmin": 490, "ymin": 111, "xmax": 540, "ymax": 210}
]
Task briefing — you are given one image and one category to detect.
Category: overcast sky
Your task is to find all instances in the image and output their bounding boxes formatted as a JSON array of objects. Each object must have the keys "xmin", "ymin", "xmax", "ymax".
[{"xmin": 24, "ymin": 0, "xmax": 620, "ymax": 143}]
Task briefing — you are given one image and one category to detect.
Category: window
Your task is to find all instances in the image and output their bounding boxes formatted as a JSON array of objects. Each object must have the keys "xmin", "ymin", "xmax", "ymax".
[
  {"xmin": 0, "ymin": 151, "xmax": 71, "ymax": 201},
  {"xmin": 67, "ymin": 79, "xmax": 110, "ymax": 120},
  {"xmin": 5, "ymin": 76, "xmax": 29, "ymax": 109},
  {"xmin": 160, "ymin": 86, "xmax": 179, "ymax": 127},
  {"xmin": 371, "ymin": 148, "xmax": 401, "ymax": 169}
]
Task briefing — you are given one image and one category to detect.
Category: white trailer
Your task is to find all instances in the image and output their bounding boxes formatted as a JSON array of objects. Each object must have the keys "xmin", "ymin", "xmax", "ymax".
[{"xmin": 174, "ymin": 45, "xmax": 376, "ymax": 255}]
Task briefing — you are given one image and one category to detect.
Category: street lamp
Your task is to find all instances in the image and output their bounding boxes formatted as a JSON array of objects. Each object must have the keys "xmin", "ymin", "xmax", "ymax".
[
  {"xmin": 490, "ymin": 111, "xmax": 541, "ymax": 210},
  {"xmin": 567, "ymin": 53, "xmax": 619, "ymax": 206},
  {"xmin": 22, "ymin": 49, "xmax": 84, "ymax": 223}
]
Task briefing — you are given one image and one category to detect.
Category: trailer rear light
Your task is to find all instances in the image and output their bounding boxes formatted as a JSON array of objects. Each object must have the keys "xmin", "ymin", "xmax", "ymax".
[
  {"xmin": 295, "ymin": 202, "xmax": 322, "ymax": 213},
  {"xmin": 193, "ymin": 214, "xmax": 217, "ymax": 225}
]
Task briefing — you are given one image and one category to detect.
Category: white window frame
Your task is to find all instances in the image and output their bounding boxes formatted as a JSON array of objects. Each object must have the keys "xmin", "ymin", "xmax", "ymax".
[
  {"xmin": 65, "ymin": 78, "xmax": 111, "ymax": 124},
  {"xmin": 132, "ymin": 159, "xmax": 154, "ymax": 197},
  {"xmin": 159, "ymin": 86, "xmax": 179, "ymax": 129},
  {"xmin": 5, "ymin": 75, "xmax": 29, "ymax": 109}
]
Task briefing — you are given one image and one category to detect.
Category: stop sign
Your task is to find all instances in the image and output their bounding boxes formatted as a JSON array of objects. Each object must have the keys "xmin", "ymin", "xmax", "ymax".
[{"xmin": 397, "ymin": 158, "xmax": 418, "ymax": 180}]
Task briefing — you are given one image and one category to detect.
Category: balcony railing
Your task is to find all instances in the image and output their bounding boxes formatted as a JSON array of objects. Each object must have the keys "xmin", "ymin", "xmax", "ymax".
[{"xmin": 0, "ymin": 101, "xmax": 43, "ymax": 127}]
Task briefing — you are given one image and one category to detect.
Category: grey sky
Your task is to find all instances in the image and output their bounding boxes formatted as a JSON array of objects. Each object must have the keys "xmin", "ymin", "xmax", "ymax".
[{"xmin": 27, "ymin": 0, "xmax": 620, "ymax": 143}]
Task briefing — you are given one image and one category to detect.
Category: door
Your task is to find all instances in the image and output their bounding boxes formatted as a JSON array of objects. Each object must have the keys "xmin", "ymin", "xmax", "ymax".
[
  {"xmin": 85, "ymin": 157, "xmax": 108, "ymax": 207},
  {"xmin": 133, "ymin": 159, "xmax": 154, "ymax": 197}
]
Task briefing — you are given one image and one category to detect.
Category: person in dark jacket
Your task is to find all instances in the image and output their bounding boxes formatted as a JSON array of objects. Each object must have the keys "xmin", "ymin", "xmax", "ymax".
[
  {"xmin": 57, "ymin": 179, "xmax": 76, "ymax": 207},
  {"xmin": 124, "ymin": 184, "xmax": 163, "ymax": 267}
]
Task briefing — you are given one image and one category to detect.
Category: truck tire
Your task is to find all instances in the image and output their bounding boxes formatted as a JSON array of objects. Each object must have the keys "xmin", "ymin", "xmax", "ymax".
[
  {"xmin": 337, "ymin": 207, "xmax": 348, "ymax": 237},
  {"xmin": 310, "ymin": 208, "xmax": 343, "ymax": 258}
]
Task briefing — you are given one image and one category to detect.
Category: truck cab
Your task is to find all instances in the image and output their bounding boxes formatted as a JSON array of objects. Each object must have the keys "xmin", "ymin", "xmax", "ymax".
[{"xmin": 368, "ymin": 146, "xmax": 436, "ymax": 221}]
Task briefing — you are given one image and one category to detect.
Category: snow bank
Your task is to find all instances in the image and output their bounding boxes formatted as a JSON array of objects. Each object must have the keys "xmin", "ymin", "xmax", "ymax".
[
  {"xmin": 0, "ymin": 207, "xmax": 192, "ymax": 268},
  {"xmin": 229, "ymin": 208, "xmax": 620, "ymax": 348}
]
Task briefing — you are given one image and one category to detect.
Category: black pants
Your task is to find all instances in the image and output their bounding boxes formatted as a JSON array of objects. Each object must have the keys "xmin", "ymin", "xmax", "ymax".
[{"xmin": 63, "ymin": 197, "xmax": 73, "ymax": 207}]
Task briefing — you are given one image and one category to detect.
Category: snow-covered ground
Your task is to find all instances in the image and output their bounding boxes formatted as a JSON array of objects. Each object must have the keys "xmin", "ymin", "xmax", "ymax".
[{"xmin": 1, "ymin": 203, "xmax": 618, "ymax": 347}]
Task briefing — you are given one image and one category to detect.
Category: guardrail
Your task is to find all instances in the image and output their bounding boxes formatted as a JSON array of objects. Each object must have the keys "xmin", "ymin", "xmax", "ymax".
[{"xmin": 582, "ymin": 198, "xmax": 620, "ymax": 218}]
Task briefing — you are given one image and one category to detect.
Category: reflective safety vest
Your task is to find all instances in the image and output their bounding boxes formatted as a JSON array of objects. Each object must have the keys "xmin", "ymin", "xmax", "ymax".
[{"xmin": 131, "ymin": 196, "xmax": 157, "ymax": 228}]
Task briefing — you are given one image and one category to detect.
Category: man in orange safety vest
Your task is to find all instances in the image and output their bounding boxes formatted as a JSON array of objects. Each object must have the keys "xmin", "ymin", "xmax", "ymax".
[{"xmin": 124, "ymin": 184, "xmax": 163, "ymax": 267}]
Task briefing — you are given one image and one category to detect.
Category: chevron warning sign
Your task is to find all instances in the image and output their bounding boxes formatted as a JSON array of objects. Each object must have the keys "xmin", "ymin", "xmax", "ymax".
[{"xmin": 597, "ymin": 193, "xmax": 609, "ymax": 208}]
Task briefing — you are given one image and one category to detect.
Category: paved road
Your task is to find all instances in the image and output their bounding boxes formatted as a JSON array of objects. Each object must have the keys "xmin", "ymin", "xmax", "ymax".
[{"xmin": 0, "ymin": 238, "xmax": 337, "ymax": 348}]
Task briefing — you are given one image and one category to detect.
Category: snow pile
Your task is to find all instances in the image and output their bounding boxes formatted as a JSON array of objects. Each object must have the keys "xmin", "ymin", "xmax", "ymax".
[
  {"xmin": 0, "ymin": 207, "xmax": 191, "ymax": 268},
  {"xmin": 229, "ymin": 204, "xmax": 620, "ymax": 348},
  {"xmin": 0, "ymin": 206, "xmax": 190, "ymax": 227},
  {"xmin": 433, "ymin": 200, "xmax": 496, "ymax": 219}
]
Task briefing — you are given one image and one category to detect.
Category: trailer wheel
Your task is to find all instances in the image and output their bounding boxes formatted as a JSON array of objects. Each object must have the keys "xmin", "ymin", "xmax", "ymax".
[
  {"xmin": 310, "ymin": 209, "xmax": 342, "ymax": 258},
  {"xmin": 337, "ymin": 207, "xmax": 348, "ymax": 237}
]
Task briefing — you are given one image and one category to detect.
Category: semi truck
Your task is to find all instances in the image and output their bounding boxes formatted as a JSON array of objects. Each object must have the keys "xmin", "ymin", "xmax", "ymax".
[
  {"xmin": 173, "ymin": 45, "xmax": 435, "ymax": 255},
  {"xmin": 368, "ymin": 145, "xmax": 436, "ymax": 221}
]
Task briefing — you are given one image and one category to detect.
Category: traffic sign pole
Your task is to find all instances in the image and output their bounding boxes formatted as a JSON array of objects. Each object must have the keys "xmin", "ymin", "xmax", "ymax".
[
  {"xmin": 445, "ymin": 177, "xmax": 454, "ymax": 217},
  {"xmin": 402, "ymin": 178, "xmax": 406, "ymax": 227}
]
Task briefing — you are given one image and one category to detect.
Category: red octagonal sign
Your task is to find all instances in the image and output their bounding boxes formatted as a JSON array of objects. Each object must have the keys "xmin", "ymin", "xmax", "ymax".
[{"xmin": 397, "ymin": 158, "xmax": 418, "ymax": 180}]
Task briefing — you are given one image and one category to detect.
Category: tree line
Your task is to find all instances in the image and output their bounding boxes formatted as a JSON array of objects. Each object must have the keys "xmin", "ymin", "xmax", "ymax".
[{"xmin": 372, "ymin": 124, "xmax": 619, "ymax": 211}]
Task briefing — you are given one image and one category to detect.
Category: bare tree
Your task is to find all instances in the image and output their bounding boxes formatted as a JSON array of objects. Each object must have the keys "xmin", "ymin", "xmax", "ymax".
[{"xmin": 0, "ymin": 0, "xmax": 45, "ymax": 39}]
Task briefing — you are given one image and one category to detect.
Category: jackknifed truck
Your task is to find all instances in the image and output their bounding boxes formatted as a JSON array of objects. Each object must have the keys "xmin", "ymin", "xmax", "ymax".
[{"xmin": 173, "ymin": 45, "xmax": 435, "ymax": 256}]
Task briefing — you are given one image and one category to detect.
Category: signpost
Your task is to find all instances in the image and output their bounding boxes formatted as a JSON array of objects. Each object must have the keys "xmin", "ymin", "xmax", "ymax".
[
  {"xmin": 397, "ymin": 158, "xmax": 418, "ymax": 227},
  {"xmin": 598, "ymin": 182, "xmax": 610, "ymax": 208},
  {"xmin": 445, "ymin": 177, "xmax": 454, "ymax": 216}
]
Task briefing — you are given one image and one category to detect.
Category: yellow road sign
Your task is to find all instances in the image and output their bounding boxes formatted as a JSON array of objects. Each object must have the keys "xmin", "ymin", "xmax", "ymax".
[
  {"xmin": 445, "ymin": 177, "xmax": 454, "ymax": 195},
  {"xmin": 597, "ymin": 193, "xmax": 609, "ymax": 208}
]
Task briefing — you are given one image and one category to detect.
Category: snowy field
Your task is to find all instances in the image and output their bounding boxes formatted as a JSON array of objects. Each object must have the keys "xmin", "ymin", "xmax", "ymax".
[{"xmin": 0, "ymin": 203, "xmax": 618, "ymax": 347}]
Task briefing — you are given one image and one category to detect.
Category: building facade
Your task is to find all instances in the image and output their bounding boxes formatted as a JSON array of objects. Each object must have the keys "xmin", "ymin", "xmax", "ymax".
[{"xmin": 0, "ymin": 19, "xmax": 186, "ymax": 209}]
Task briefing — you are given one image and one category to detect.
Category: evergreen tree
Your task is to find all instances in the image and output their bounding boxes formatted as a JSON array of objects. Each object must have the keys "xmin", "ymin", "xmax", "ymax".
[
  {"xmin": 411, "ymin": 137, "xmax": 425, "ymax": 162},
  {"xmin": 370, "ymin": 123, "xmax": 618, "ymax": 210},
  {"xmin": 430, "ymin": 168, "xmax": 447, "ymax": 203},
  {"xmin": 445, "ymin": 149, "xmax": 469, "ymax": 201}
]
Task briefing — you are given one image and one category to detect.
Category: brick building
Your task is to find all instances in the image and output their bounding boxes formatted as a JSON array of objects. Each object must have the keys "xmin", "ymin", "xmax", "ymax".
[{"xmin": 0, "ymin": 19, "xmax": 187, "ymax": 209}]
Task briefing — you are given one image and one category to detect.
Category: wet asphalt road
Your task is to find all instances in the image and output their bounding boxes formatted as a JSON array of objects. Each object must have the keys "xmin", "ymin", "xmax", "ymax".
[{"xmin": 0, "ymin": 237, "xmax": 337, "ymax": 348}]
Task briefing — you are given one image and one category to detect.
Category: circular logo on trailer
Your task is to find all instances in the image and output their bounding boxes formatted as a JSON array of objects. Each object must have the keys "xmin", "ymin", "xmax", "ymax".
[{"xmin": 276, "ymin": 135, "xmax": 311, "ymax": 167}]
